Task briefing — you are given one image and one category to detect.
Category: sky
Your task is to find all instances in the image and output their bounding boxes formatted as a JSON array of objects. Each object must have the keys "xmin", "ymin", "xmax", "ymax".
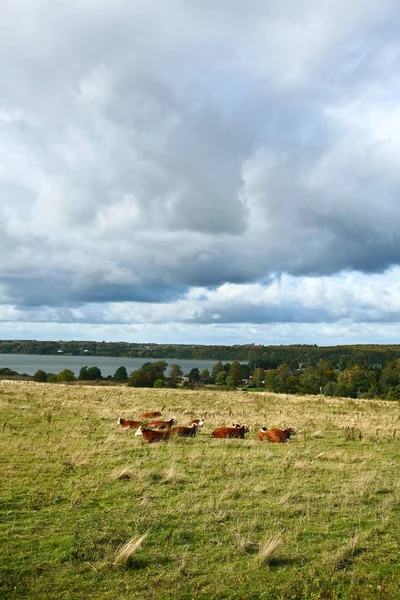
[{"xmin": 1, "ymin": 0, "xmax": 400, "ymax": 346}]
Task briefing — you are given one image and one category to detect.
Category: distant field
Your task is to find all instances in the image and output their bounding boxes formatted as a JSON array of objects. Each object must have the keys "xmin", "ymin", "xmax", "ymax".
[{"xmin": 1, "ymin": 382, "xmax": 399, "ymax": 599}]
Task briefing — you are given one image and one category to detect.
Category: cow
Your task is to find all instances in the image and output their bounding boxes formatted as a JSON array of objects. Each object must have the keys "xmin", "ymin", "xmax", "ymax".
[
  {"xmin": 117, "ymin": 417, "xmax": 143, "ymax": 429},
  {"xmin": 140, "ymin": 427, "xmax": 171, "ymax": 443},
  {"xmin": 147, "ymin": 418, "xmax": 176, "ymax": 429},
  {"xmin": 190, "ymin": 418, "xmax": 205, "ymax": 428},
  {"xmin": 138, "ymin": 411, "xmax": 163, "ymax": 419},
  {"xmin": 212, "ymin": 425, "xmax": 249, "ymax": 439},
  {"xmin": 171, "ymin": 423, "xmax": 198, "ymax": 437},
  {"xmin": 257, "ymin": 427, "xmax": 297, "ymax": 443}
]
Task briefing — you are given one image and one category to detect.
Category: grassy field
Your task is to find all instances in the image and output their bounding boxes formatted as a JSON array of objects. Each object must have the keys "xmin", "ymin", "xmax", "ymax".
[{"xmin": 1, "ymin": 382, "xmax": 399, "ymax": 599}]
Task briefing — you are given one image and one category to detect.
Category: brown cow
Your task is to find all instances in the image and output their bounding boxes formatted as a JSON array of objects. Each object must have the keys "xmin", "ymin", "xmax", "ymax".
[
  {"xmin": 147, "ymin": 418, "xmax": 176, "ymax": 429},
  {"xmin": 190, "ymin": 418, "xmax": 205, "ymax": 428},
  {"xmin": 138, "ymin": 411, "xmax": 163, "ymax": 419},
  {"xmin": 117, "ymin": 417, "xmax": 143, "ymax": 429},
  {"xmin": 140, "ymin": 427, "xmax": 171, "ymax": 443},
  {"xmin": 212, "ymin": 425, "xmax": 249, "ymax": 439},
  {"xmin": 257, "ymin": 427, "xmax": 297, "ymax": 443},
  {"xmin": 171, "ymin": 423, "xmax": 198, "ymax": 437}
]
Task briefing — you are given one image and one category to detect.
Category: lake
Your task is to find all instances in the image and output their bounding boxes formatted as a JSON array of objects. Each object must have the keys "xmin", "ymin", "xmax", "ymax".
[{"xmin": 0, "ymin": 354, "xmax": 225, "ymax": 377}]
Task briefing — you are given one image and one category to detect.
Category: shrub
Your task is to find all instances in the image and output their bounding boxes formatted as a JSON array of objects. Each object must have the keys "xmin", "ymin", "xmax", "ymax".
[{"xmin": 34, "ymin": 369, "xmax": 47, "ymax": 382}]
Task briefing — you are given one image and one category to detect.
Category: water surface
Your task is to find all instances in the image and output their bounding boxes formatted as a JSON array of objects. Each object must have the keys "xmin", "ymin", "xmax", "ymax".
[{"xmin": 0, "ymin": 354, "xmax": 224, "ymax": 377}]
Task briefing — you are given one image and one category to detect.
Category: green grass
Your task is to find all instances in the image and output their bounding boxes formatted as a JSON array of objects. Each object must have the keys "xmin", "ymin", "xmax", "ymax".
[{"xmin": 1, "ymin": 383, "xmax": 399, "ymax": 599}]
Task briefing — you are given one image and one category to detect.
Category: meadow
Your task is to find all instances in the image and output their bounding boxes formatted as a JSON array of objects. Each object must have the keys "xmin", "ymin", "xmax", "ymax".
[{"xmin": 0, "ymin": 382, "xmax": 399, "ymax": 599}]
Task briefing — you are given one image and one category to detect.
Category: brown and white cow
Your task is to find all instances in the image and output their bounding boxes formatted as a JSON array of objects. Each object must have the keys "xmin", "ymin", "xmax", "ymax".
[
  {"xmin": 147, "ymin": 418, "xmax": 176, "ymax": 429},
  {"xmin": 257, "ymin": 427, "xmax": 297, "ymax": 443},
  {"xmin": 212, "ymin": 425, "xmax": 249, "ymax": 439},
  {"xmin": 117, "ymin": 417, "xmax": 143, "ymax": 429},
  {"xmin": 140, "ymin": 427, "xmax": 171, "ymax": 443},
  {"xmin": 171, "ymin": 423, "xmax": 198, "ymax": 437},
  {"xmin": 138, "ymin": 411, "xmax": 163, "ymax": 419},
  {"xmin": 190, "ymin": 418, "xmax": 205, "ymax": 428}
]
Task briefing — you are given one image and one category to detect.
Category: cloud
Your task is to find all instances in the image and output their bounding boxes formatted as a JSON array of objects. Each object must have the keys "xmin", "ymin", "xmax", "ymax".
[{"xmin": 1, "ymin": 1, "xmax": 400, "ymax": 342}]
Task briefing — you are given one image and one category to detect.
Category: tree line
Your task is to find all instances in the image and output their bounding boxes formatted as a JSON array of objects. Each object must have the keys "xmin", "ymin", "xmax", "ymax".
[{"xmin": 2, "ymin": 358, "xmax": 398, "ymax": 400}]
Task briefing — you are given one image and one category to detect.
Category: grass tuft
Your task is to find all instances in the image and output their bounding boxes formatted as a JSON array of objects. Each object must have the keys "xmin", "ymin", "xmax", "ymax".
[
  {"xmin": 111, "ymin": 466, "xmax": 132, "ymax": 480},
  {"xmin": 113, "ymin": 532, "xmax": 149, "ymax": 567},
  {"xmin": 258, "ymin": 533, "xmax": 283, "ymax": 566},
  {"xmin": 163, "ymin": 463, "xmax": 185, "ymax": 484}
]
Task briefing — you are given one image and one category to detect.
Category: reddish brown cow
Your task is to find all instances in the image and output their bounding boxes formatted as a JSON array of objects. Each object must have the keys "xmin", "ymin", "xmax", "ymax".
[
  {"xmin": 212, "ymin": 425, "xmax": 249, "ymax": 439},
  {"xmin": 117, "ymin": 417, "xmax": 143, "ymax": 429},
  {"xmin": 257, "ymin": 427, "xmax": 297, "ymax": 443},
  {"xmin": 138, "ymin": 411, "xmax": 162, "ymax": 419},
  {"xmin": 147, "ymin": 418, "xmax": 176, "ymax": 429},
  {"xmin": 140, "ymin": 428, "xmax": 171, "ymax": 443},
  {"xmin": 190, "ymin": 418, "xmax": 205, "ymax": 428},
  {"xmin": 171, "ymin": 423, "xmax": 198, "ymax": 437}
]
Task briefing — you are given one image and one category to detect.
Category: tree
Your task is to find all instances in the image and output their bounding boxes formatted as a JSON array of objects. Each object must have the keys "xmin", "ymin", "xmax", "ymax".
[
  {"xmin": 87, "ymin": 366, "xmax": 102, "ymax": 380},
  {"xmin": 188, "ymin": 368, "xmax": 200, "ymax": 383},
  {"xmin": 387, "ymin": 385, "xmax": 400, "ymax": 400},
  {"xmin": 239, "ymin": 363, "xmax": 250, "ymax": 380},
  {"xmin": 168, "ymin": 364, "xmax": 183, "ymax": 385},
  {"xmin": 200, "ymin": 368, "xmax": 211, "ymax": 383},
  {"xmin": 142, "ymin": 361, "xmax": 168, "ymax": 376},
  {"xmin": 153, "ymin": 379, "xmax": 165, "ymax": 388},
  {"xmin": 226, "ymin": 375, "xmax": 235, "ymax": 387},
  {"xmin": 58, "ymin": 369, "xmax": 75, "ymax": 383},
  {"xmin": 215, "ymin": 371, "xmax": 227, "ymax": 385},
  {"xmin": 113, "ymin": 366, "xmax": 128, "ymax": 380},
  {"xmin": 34, "ymin": 369, "xmax": 47, "ymax": 382},
  {"xmin": 212, "ymin": 361, "xmax": 224, "ymax": 380},
  {"xmin": 323, "ymin": 381, "xmax": 338, "ymax": 397},
  {"xmin": 127, "ymin": 369, "xmax": 152, "ymax": 387},
  {"xmin": 252, "ymin": 368, "xmax": 265, "ymax": 388},
  {"xmin": 228, "ymin": 361, "xmax": 242, "ymax": 386},
  {"xmin": 79, "ymin": 366, "xmax": 90, "ymax": 380}
]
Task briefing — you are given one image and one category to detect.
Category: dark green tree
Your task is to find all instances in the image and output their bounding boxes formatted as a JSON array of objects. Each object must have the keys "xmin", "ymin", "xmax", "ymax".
[
  {"xmin": 113, "ymin": 366, "xmax": 128, "ymax": 380},
  {"xmin": 188, "ymin": 368, "xmax": 200, "ymax": 383},
  {"xmin": 78, "ymin": 366, "xmax": 90, "ymax": 380},
  {"xmin": 87, "ymin": 366, "xmax": 102, "ymax": 380},
  {"xmin": 34, "ymin": 369, "xmax": 47, "ymax": 382}
]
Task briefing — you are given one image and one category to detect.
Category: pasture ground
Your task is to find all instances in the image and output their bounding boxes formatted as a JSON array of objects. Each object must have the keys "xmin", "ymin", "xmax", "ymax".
[{"xmin": 0, "ymin": 382, "xmax": 399, "ymax": 599}]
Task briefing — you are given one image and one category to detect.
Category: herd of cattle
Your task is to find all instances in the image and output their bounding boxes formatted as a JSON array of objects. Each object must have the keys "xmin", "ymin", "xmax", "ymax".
[{"xmin": 117, "ymin": 411, "xmax": 297, "ymax": 444}]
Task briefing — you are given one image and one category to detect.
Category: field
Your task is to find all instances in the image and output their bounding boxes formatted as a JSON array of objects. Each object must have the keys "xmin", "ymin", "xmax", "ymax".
[{"xmin": 1, "ymin": 382, "xmax": 399, "ymax": 599}]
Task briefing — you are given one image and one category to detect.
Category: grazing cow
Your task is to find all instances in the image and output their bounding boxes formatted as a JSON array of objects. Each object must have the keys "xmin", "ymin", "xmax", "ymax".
[
  {"xmin": 212, "ymin": 425, "xmax": 249, "ymax": 439},
  {"xmin": 138, "ymin": 411, "xmax": 162, "ymax": 419},
  {"xmin": 171, "ymin": 423, "xmax": 198, "ymax": 437},
  {"xmin": 190, "ymin": 418, "xmax": 205, "ymax": 428},
  {"xmin": 117, "ymin": 417, "xmax": 143, "ymax": 429},
  {"xmin": 147, "ymin": 418, "xmax": 176, "ymax": 429},
  {"xmin": 140, "ymin": 427, "xmax": 171, "ymax": 443},
  {"xmin": 257, "ymin": 427, "xmax": 297, "ymax": 443}
]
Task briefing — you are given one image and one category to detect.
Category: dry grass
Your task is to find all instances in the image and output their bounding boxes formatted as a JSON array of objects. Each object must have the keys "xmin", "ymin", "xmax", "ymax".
[
  {"xmin": 113, "ymin": 532, "xmax": 149, "ymax": 567},
  {"xmin": 258, "ymin": 533, "xmax": 283, "ymax": 565},
  {"xmin": 111, "ymin": 466, "xmax": 132, "ymax": 480}
]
